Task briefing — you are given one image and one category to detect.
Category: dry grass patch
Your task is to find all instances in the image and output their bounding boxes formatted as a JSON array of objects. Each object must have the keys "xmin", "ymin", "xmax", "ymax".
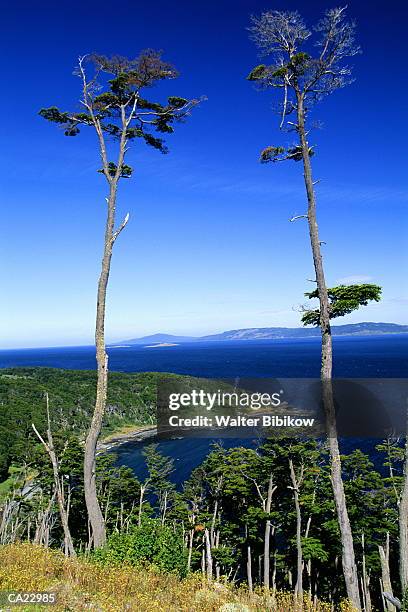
[{"xmin": 0, "ymin": 544, "xmax": 356, "ymax": 611}]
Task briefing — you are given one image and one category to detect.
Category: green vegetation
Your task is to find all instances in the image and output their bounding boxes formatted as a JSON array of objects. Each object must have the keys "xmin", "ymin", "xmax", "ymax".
[
  {"xmin": 0, "ymin": 367, "xmax": 404, "ymax": 609},
  {"xmin": 92, "ymin": 519, "xmax": 188, "ymax": 577},
  {"xmin": 301, "ymin": 285, "xmax": 382, "ymax": 327},
  {"xmin": 0, "ymin": 367, "xmax": 165, "ymax": 480}
]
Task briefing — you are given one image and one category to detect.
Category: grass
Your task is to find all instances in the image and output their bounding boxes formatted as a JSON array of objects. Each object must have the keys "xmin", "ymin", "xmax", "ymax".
[{"xmin": 0, "ymin": 543, "xmax": 357, "ymax": 611}]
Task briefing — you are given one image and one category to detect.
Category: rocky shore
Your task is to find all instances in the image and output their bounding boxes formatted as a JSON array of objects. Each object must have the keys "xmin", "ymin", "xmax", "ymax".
[{"xmin": 97, "ymin": 425, "xmax": 157, "ymax": 454}]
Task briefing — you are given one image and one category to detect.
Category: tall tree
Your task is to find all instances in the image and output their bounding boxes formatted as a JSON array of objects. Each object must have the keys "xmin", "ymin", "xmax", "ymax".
[
  {"xmin": 248, "ymin": 8, "xmax": 380, "ymax": 609},
  {"xmin": 289, "ymin": 458, "xmax": 305, "ymax": 602},
  {"xmin": 399, "ymin": 432, "xmax": 408, "ymax": 596},
  {"xmin": 142, "ymin": 443, "xmax": 175, "ymax": 525},
  {"xmin": 40, "ymin": 52, "xmax": 200, "ymax": 547}
]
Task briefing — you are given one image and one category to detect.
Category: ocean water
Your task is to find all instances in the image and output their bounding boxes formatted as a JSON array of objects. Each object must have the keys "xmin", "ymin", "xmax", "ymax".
[
  {"xmin": 1, "ymin": 335, "xmax": 407, "ymax": 484},
  {"xmin": 0, "ymin": 335, "xmax": 406, "ymax": 378}
]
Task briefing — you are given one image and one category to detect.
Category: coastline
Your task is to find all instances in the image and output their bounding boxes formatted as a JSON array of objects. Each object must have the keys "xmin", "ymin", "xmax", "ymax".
[{"xmin": 97, "ymin": 424, "xmax": 157, "ymax": 453}]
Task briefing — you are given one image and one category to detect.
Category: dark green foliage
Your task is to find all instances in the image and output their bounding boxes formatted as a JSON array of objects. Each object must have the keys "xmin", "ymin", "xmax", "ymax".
[
  {"xmin": 39, "ymin": 51, "xmax": 200, "ymax": 156},
  {"xmin": 141, "ymin": 444, "xmax": 176, "ymax": 523},
  {"xmin": 248, "ymin": 52, "xmax": 312, "ymax": 87},
  {"xmin": 260, "ymin": 144, "xmax": 313, "ymax": 163},
  {"xmin": 271, "ymin": 66, "xmax": 288, "ymax": 78},
  {"xmin": 38, "ymin": 107, "xmax": 69, "ymax": 124},
  {"xmin": 180, "ymin": 439, "xmax": 402, "ymax": 604},
  {"xmin": 301, "ymin": 536, "xmax": 329, "ymax": 562},
  {"xmin": 38, "ymin": 107, "xmax": 92, "ymax": 137},
  {"xmin": 260, "ymin": 146, "xmax": 285, "ymax": 163},
  {"xmin": 143, "ymin": 444, "xmax": 174, "ymax": 488},
  {"xmin": 167, "ymin": 96, "xmax": 188, "ymax": 108},
  {"xmin": 0, "ymin": 368, "xmax": 402, "ymax": 604},
  {"xmin": 142, "ymin": 132, "xmax": 168, "ymax": 153},
  {"xmin": 98, "ymin": 162, "xmax": 133, "ymax": 178},
  {"xmin": 247, "ymin": 55, "xmax": 311, "ymax": 88},
  {"xmin": 289, "ymin": 52, "xmax": 312, "ymax": 74},
  {"xmin": 91, "ymin": 519, "xmax": 188, "ymax": 576},
  {"xmin": 0, "ymin": 375, "xmax": 403, "ymax": 606},
  {"xmin": 247, "ymin": 64, "xmax": 268, "ymax": 81},
  {"xmin": 287, "ymin": 145, "xmax": 314, "ymax": 161},
  {"xmin": 301, "ymin": 284, "xmax": 382, "ymax": 326},
  {"xmin": 0, "ymin": 368, "xmax": 186, "ymax": 480}
]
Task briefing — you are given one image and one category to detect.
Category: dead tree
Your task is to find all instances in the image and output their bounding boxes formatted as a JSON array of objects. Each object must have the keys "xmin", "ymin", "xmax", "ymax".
[
  {"xmin": 247, "ymin": 545, "xmax": 253, "ymax": 592},
  {"xmin": 32, "ymin": 393, "xmax": 76, "ymax": 556},
  {"xmin": 40, "ymin": 52, "xmax": 201, "ymax": 547},
  {"xmin": 248, "ymin": 8, "xmax": 365, "ymax": 608},
  {"xmin": 289, "ymin": 459, "xmax": 305, "ymax": 603},
  {"xmin": 379, "ymin": 533, "xmax": 396, "ymax": 612},
  {"xmin": 263, "ymin": 471, "xmax": 277, "ymax": 589},
  {"xmin": 33, "ymin": 490, "xmax": 57, "ymax": 548},
  {"xmin": 398, "ymin": 399, "xmax": 408, "ymax": 601},
  {"xmin": 361, "ymin": 533, "xmax": 372, "ymax": 612},
  {"xmin": 204, "ymin": 527, "xmax": 213, "ymax": 580},
  {"xmin": 241, "ymin": 462, "xmax": 277, "ymax": 589},
  {"xmin": 137, "ymin": 473, "xmax": 154, "ymax": 528}
]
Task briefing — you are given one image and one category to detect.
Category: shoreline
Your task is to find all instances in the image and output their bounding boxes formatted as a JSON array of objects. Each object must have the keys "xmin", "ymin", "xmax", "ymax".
[{"xmin": 97, "ymin": 425, "xmax": 157, "ymax": 453}]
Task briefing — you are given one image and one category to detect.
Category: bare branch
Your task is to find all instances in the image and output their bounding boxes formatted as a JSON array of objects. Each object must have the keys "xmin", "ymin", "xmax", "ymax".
[
  {"xmin": 112, "ymin": 212, "xmax": 130, "ymax": 243},
  {"xmin": 289, "ymin": 214, "xmax": 307, "ymax": 222},
  {"xmin": 77, "ymin": 56, "xmax": 111, "ymax": 182},
  {"xmin": 32, "ymin": 423, "xmax": 48, "ymax": 451},
  {"xmin": 279, "ymin": 81, "xmax": 288, "ymax": 129}
]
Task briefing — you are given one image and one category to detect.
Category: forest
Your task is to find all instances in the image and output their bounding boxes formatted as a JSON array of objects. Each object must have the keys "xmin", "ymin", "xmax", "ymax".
[{"xmin": 0, "ymin": 367, "xmax": 405, "ymax": 610}]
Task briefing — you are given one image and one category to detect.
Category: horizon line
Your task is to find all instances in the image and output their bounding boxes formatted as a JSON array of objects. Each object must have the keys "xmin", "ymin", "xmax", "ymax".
[{"xmin": 1, "ymin": 321, "xmax": 407, "ymax": 351}]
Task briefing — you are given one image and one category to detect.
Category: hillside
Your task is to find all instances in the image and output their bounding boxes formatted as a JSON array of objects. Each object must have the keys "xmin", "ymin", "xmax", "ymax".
[
  {"xmin": 0, "ymin": 543, "xmax": 341, "ymax": 612},
  {"xmin": 118, "ymin": 322, "xmax": 408, "ymax": 345},
  {"xmin": 115, "ymin": 333, "xmax": 197, "ymax": 345},
  {"xmin": 202, "ymin": 322, "xmax": 408, "ymax": 341},
  {"xmin": 0, "ymin": 368, "xmax": 168, "ymax": 480}
]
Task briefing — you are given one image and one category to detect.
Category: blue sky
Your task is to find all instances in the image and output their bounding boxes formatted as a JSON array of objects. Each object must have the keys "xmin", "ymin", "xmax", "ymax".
[{"xmin": 1, "ymin": 0, "xmax": 407, "ymax": 348}]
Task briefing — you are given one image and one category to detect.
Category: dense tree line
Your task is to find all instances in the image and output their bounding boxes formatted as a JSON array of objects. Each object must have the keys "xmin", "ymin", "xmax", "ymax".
[
  {"xmin": 0, "ymin": 368, "xmax": 166, "ymax": 480},
  {"xmin": 0, "ymin": 430, "xmax": 404, "ymax": 609}
]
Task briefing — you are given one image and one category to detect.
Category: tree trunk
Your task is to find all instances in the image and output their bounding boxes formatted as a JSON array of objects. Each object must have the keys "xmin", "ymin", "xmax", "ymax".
[
  {"xmin": 84, "ymin": 181, "xmax": 118, "ymax": 548},
  {"xmin": 379, "ymin": 532, "xmax": 396, "ymax": 612},
  {"xmin": 362, "ymin": 533, "xmax": 372, "ymax": 612},
  {"xmin": 161, "ymin": 490, "xmax": 168, "ymax": 525},
  {"xmin": 187, "ymin": 529, "xmax": 194, "ymax": 572},
  {"xmin": 247, "ymin": 544, "xmax": 253, "ymax": 593},
  {"xmin": 296, "ymin": 93, "xmax": 361, "ymax": 611},
  {"xmin": 32, "ymin": 395, "xmax": 75, "ymax": 557},
  {"xmin": 289, "ymin": 459, "xmax": 303, "ymax": 602},
  {"xmin": 204, "ymin": 528, "xmax": 213, "ymax": 580},
  {"xmin": 138, "ymin": 484, "xmax": 146, "ymax": 527},
  {"xmin": 272, "ymin": 550, "xmax": 277, "ymax": 591},
  {"xmin": 263, "ymin": 471, "xmax": 275, "ymax": 589},
  {"xmin": 400, "ymin": 413, "xmax": 408, "ymax": 594}
]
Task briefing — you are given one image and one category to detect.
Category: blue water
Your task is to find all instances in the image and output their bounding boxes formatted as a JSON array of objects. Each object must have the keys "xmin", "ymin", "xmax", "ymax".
[
  {"xmin": 1, "ymin": 335, "xmax": 407, "ymax": 484},
  {"xmin": 0, "ymin": 335, "xmax": 406, "ymax": 378}
]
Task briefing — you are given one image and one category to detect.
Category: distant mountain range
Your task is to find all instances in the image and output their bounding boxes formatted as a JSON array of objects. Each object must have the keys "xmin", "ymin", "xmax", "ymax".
[{"xmin": 114, "ymin": 323, "xmax": 408, "ymax": 345}]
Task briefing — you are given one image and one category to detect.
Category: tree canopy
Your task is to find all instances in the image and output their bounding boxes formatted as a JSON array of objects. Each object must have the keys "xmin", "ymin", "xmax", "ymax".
[
  {"xmin": 39, "ymin": 51, "xmax": 202, "ymax": 165},
  {"xmin": 301, "ymin": 284, "xmax": 382, "ymax": 326}
]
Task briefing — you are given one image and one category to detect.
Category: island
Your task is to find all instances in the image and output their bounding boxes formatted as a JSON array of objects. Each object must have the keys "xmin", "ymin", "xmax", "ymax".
[{"xmin": 144, "ymin": 342, "xmax": 179, "ymax": 348}]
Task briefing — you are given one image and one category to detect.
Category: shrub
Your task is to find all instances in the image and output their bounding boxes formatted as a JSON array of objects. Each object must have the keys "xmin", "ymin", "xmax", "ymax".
[{"xmin": 91, "ymin": 518, "xmax": 188, "ymax": 577}]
